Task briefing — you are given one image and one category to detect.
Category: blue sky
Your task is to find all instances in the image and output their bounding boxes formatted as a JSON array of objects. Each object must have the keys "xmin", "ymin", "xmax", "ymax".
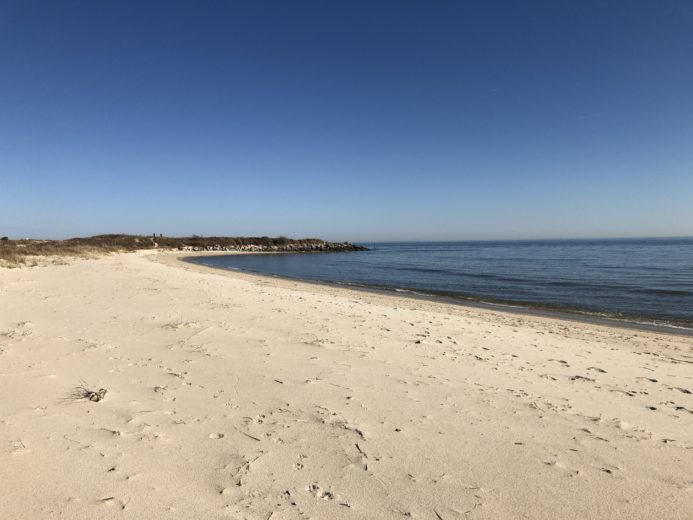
[{"xmin": 1, "ymin": 1, "xmax": 692, "ymax": 241}]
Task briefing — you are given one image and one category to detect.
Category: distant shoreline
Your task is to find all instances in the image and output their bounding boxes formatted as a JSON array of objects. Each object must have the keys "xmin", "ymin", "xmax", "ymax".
[{"xmin": 0, "ymin": 234, "xmax": 366, "ymax": 268}]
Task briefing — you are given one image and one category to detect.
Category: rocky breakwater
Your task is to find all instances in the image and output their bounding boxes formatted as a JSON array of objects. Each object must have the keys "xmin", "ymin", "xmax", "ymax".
[{"xmin": 176, "ymin": 241, "xmax": 368, "ymax": 253}]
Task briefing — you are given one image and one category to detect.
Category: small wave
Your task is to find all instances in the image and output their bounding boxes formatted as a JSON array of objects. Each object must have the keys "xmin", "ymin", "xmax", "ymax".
[
  {"xmin": 629, "ymin": 319, "xmax": 693, "ymax": 331},
  {"xmin": 385, "ymin": 265, "xmax": 454, "ymax": 275},
  {"xmin": 386, "ymin": 265, "xmax": 528, "ymax": 283},
  {"xmin": 641, "ymin": 288, "xmax": 693, "ymax": 297}
]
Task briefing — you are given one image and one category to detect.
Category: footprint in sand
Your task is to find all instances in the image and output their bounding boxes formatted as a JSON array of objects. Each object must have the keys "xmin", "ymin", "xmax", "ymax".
[{"xmin": 308, "ymin": 484, "xmax": 334, "ymax": 500}]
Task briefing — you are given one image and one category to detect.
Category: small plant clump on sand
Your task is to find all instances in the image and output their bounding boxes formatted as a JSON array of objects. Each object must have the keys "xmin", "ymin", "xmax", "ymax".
[{"xmin": 65, "ymin": 381, "xmax": 108, "ymax": 402}]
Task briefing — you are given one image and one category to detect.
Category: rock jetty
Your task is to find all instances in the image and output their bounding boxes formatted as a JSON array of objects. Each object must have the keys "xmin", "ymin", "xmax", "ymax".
[{"xmin": 176, "ymin": 241, "xmax": 367, "ymax": 253}]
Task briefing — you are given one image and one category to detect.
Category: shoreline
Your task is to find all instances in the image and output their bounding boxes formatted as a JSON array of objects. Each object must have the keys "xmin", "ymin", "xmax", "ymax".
[{"xmin": 179, "ymin": 252, "xmax": 693, "ymax": 338}]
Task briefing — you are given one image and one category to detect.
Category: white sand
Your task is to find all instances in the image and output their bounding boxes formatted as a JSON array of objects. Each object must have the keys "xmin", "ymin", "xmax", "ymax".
[{"xmin": 1, "ymin": 251, "xmax": 692, "ymax": 519}]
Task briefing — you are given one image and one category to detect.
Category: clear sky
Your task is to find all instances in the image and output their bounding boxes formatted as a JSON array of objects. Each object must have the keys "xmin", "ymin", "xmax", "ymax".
[{"xmin": 1, "ymin": 1, "xmax": 692, "ymax": 241}]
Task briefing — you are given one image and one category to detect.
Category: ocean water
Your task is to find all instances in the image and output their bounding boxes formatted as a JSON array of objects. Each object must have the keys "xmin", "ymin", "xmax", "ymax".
[{"xmin": 189, "ymin": 238, "xmax": 693, "ymax": 331}]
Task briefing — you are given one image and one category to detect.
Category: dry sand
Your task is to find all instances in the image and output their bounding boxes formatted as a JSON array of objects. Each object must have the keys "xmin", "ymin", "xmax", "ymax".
[{"xmin": 1, "ymin": 250, "xmax": 692, "ymax": 519}]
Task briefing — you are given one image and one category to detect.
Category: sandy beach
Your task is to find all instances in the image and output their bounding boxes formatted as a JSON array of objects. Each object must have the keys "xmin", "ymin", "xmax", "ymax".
[{"xmin": 1, "ymin": 251, "xmax": 692, "ymax": 519}]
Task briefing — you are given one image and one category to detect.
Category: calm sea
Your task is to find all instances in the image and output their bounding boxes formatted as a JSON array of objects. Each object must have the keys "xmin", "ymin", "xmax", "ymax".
[{"xmin": 189, "ymin": 238, "xmax": 693, "ymax": 331}]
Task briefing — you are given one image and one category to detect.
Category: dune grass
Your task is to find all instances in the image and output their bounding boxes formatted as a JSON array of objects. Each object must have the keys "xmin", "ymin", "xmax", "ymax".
[{"xmin": 0, "ymin": 234, "xmax": 363, "ymax": 268}]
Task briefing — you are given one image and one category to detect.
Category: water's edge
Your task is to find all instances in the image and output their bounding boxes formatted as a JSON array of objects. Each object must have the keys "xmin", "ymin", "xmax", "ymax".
[{"xmin": 183, "ymin": 254, "xmax": 693, "ymax": 338}]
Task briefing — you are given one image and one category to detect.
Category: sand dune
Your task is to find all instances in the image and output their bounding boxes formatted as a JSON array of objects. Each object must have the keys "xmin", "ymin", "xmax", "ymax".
[{"xmin": 1, "ymin": 251, "xmax": 692, "ymax": 519}]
